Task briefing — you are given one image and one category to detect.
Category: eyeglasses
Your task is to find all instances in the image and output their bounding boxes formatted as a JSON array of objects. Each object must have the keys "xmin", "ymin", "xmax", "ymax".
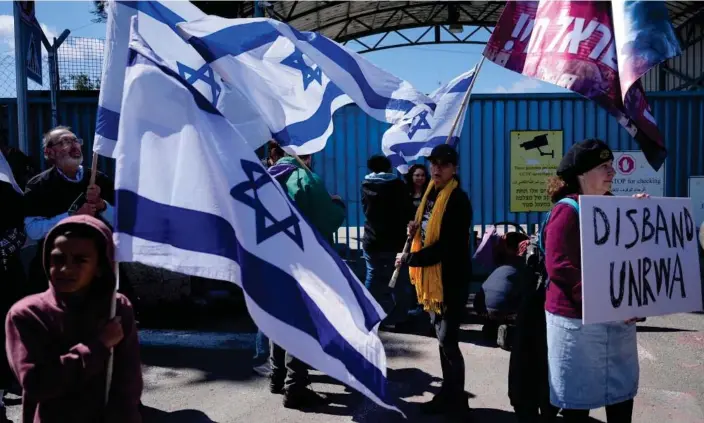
[{"xmin": 48, "ymin": 137, "xmax": 83, "ymax": 149}]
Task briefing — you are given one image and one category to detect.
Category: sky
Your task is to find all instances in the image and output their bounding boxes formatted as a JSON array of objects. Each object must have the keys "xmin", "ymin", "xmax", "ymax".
[{"xmin": 0, "ymin": 1, "xmax": 569, "ymax": 95}]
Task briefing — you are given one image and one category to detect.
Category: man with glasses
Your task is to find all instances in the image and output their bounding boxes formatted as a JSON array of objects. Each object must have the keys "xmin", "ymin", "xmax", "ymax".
[{"xmin": 22, "ymin": 126, "xmax": 115, "ymax": 295}]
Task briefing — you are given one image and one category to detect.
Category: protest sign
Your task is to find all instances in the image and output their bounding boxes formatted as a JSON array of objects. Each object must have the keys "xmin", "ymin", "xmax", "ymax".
[{"xmin": 580, "ymin": 195, "xmax": 703, "ymax": 324}]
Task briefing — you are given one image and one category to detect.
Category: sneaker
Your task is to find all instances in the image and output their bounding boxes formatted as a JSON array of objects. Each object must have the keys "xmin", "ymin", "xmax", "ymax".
[
  {"xmin": 253, "ymin": 362, "xmax": 272, "ymax": 377},
  {"xmin": 282, "ymin": 388, "xmax": 330, "ymax": 410}
]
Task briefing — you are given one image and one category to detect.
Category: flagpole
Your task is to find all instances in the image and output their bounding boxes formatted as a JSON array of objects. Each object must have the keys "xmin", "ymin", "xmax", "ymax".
[
  {"xmin": 104, "ymin": 268, "xmax": 118, "ymax": 404},
  {"xmin": 90, "ymin": 145, "xmax": 116, "ymax": 404},
  {"xmin": 389, "ymin": 57, "xmax": 485, "ymax": 289},
  {"xmin": 89, "ymin": 151, "xmax": 99, "ymax": 185}
]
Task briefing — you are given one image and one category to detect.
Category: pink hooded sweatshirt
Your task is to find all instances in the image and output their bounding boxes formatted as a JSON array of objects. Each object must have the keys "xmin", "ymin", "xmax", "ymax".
[{"xmin": 5, "ymin": 215, "xmax": 143, "ymax": 423}]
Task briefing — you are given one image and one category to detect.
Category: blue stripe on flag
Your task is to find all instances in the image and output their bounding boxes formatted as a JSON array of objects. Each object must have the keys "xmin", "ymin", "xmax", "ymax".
[
  {"xmin": 116, "ymin": 189, "xmax": 388, "ymax": 400},
  {"xmin": 272, "ymin": 82, "xmax": 345, "ymax": 147},
  {"xmin": 387, "ymin": 154, "xmax": 407, "ymax": 167},
  {"xmin": 448, "ymin": 75, "xmax": 474, "ymax": 94},
  {"xmin": 118, "ymin": 1, "xmax": 185, "ymax": 30},
  {"xmin": 390, "ymin": 135, "xmax": 460, "ymax": 157},
  {"xmin": 96, "ymin": 106, "xmax": 120, "ymax": 141},
  {"xmin": 188, "ymin": 21, "xmax": 281, "ymax": 63}
]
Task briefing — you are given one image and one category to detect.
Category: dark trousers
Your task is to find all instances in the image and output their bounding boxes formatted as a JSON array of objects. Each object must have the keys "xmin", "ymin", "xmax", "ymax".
[
  {"xmin": 561, "ymin": 399, "xmax": 634, "ymax": 423},
  {"xmin": 430, "ymin": 309, "xmax": 465, "ymax": 399},
  {"xmin": 362, "ymin": 250, "xmax": 412, "ymax": 324},
  {"xmin": 269, "ymin": 341, "xmax": 310, "ymax": 392}
]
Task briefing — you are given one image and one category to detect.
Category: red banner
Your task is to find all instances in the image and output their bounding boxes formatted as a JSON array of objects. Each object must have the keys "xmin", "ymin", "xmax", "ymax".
[{"xmin": 483, "ymin": 1, "xmax": 681, "ymax": 171}]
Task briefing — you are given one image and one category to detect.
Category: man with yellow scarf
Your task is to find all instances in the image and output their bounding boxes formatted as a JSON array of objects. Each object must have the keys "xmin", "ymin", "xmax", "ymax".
[{"xmin": 395, "ymin": 144, "xmax": 473, "ymax": 419}]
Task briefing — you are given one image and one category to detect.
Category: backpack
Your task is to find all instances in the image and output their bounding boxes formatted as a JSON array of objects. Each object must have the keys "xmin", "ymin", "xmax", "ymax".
[{"xmin": 525, "ymin": 197, "xmax": 580, "ymax": 291}]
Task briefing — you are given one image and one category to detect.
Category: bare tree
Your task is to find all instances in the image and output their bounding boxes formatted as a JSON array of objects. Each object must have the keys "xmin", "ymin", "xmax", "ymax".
[{"xmin": 91, "ymin": 1, "xmax": 107, "ymax": 23}]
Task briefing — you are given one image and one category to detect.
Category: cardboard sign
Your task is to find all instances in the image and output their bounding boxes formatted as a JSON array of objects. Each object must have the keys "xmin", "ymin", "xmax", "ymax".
[
  {"xmin": 580, "ymin": 195, "xmax": 703, "ymax": 324},
  {"xmin": 612, "ymin": 151, "xmax": 665, "ymax": 197},
  {"xmin": 510, "ymin": 130, "xmax": 563, "ymax": 212}
]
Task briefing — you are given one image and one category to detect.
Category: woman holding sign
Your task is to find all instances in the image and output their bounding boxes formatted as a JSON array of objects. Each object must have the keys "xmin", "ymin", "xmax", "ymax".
[{"xmin": 543, "ymin": 139, "xmax": 644, "ymax": 423}]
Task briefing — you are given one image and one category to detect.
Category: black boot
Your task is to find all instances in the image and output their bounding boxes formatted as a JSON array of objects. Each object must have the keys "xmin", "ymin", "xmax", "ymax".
[
  {"xmin": 282, "ymin": 387, "xmax": 329, "ymax": 410},
  {"xmin": 445, "ymin": 391, "xmax": 472, "ymax": 422},
  {"xmin": 419, "ymin": 391, "xmax": 448, "ymax": 415},
  {"xmin": 269, "ymin": 376, "xmax": 284, "ymax": 394}
]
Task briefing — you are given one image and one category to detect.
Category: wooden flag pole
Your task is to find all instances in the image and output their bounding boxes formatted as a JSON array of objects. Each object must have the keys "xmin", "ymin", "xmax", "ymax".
[
  {"xmin": 87, "ymin": 147, "xmax": 116, "ymax": 404},
  {"xmin": 389, "ymin": 57, "xmax": 485, "ymax": 289},
  {"xmin": 89, "ymin": 151, "xmax": 99, "ymax": 185}
]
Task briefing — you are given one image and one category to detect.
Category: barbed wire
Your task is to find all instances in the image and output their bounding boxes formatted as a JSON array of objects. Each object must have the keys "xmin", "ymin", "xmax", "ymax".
[{"xmin": 0, "ymin": 36, "xmax": 106, "ymax": 98}]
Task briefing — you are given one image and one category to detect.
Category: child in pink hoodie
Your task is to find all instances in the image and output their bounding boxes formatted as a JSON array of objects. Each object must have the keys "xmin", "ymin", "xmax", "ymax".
[{"xmin": 5, "ymin": 215, "xmax": 142, "ymax": 422}]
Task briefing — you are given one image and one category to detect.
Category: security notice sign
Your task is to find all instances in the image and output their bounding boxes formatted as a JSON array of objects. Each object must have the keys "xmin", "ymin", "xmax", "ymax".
[
  {"xmin": 611, "ymin": 151, "xmax": 665, "ymax": 197},
  {"xmin": 510, "ymin": 130, "xmax": 563, "ymax": 212}
]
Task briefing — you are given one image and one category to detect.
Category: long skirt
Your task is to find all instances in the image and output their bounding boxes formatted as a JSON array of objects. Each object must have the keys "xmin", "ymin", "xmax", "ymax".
[{"xmin": 545, "ymin": 311, "xmax": 639, "ymax": 410}]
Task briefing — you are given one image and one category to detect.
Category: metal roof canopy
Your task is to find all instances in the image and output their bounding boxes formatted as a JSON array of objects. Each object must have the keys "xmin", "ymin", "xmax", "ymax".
[{"xmin": 196, "ymin": 1, "xmax": 704, "ymax": 53}]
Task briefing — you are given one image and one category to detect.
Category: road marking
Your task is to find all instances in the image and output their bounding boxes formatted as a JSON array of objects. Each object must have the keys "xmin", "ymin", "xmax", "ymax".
[
  {"xmin": 138, "ymin": 329, "xmax": 255, "ymax": 350},
  {"xmin": 638, "ymin": 343, "xmax": 656, "ymax": 361}
]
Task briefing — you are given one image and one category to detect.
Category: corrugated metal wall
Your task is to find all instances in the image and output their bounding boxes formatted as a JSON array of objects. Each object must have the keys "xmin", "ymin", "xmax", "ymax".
[
  {"xmin": 4, "ymin": 91, "xmax": 704, "ymax": 252},
  {"xmin": 321, "ymin": 91, "xmax": 704, "ymax": 247},
  {"xmin": 0, "ymin": 95, "xmax": 114, "ymax": 176}
]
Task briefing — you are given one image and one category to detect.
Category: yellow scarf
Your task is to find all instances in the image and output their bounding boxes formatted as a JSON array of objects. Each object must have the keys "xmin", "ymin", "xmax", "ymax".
[{"xmin": 409, "ymin": 178, "xmax": 458, "ymax": 313}]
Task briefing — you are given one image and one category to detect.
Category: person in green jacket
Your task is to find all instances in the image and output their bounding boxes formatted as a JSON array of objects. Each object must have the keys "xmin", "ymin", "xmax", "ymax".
[
  {"xmin": 268, "ymin": 155, "xmax": 345, "ymax": 246},
  {"xmin": 266, "ymin": 152, "xmax": 345, "ymax": 409}
]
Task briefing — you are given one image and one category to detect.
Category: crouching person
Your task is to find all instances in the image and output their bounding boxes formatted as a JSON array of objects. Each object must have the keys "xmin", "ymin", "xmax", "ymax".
[{"xmin": 5, "ymin": 215, "xmax": 143, "ymax": 423}]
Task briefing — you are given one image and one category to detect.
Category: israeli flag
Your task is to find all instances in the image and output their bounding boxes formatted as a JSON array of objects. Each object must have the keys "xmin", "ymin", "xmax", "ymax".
[
  {"xmin": 114, "ymin": 24, "xmax": 398, "ymax": 414},
  {"xmin": 172, "ymin": 16, "xmax": 353, "ymax": 155},
  {"xmin": 94, "ymin": 1, "xmax": 269, "ymax": 158},
  {"xmin": 176, "ymin": 16, "xmax": 435, "ymax": 128},
  {"xmin": 382, "ymin": 68, "xmax": 477, "ymax": 173}
]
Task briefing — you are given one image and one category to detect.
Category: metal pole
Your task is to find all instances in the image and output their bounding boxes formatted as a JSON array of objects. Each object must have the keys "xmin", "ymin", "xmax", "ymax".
[
  {"xmin": 41, "ymin": 30, "xmax": 69, "ymax": 128},
  {"xmin": 13, "ymin": 1, "xmax": 29, "ymax": 154}
]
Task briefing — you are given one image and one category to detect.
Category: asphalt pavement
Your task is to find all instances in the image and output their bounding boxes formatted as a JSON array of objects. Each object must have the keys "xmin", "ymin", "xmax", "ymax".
[{"xmin": 6, "ymin": 310, "xmax": 703, "ymax": 423}]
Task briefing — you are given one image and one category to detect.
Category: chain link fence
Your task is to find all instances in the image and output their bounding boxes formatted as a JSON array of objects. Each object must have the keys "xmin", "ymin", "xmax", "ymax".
[{"xmin": 0, "ymin": 36, "xmax": 105, "ymax": 98}]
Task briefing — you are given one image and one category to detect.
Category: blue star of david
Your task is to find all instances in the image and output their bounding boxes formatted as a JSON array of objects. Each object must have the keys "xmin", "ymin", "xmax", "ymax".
[
  {"xmin": 407, "ymin": 110, "xmax": 432, "ymax": 140},
  {"xmin": 177, "ymin": 62, "xmax": 222, "ymax": 106},
  {"xmin": 281, "ymin": 49, "xmax": 322, "ymax": 90},
  {"xmin": 230, "ymin": 160, "xmax": 304, "ymax": 250}
]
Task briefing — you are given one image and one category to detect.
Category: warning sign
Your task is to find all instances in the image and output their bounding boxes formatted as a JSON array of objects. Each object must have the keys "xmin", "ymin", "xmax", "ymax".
[
  {"xmin": 510, "ymin": 130, "xmax": 563, "ymax": 212},
  {"xmin": 611, "ymin": 151, "xmax": 665, "ymax": 197},
  {"xmin": 26, "ymin": 29, "xmax": 42, "ymax": 84}
]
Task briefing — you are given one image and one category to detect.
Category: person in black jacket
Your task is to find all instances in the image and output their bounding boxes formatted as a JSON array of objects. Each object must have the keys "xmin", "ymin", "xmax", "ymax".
[
  {"xmin": 361, "ymin": 155, "xmax": 414, "ymax": 328},
  {"xmin": 0, "ymin": 147, "xmax": 26, "ymax": 422},
  {"xmin": 395, "ymin": 144, "xmax": 473, "ymax": 419}
]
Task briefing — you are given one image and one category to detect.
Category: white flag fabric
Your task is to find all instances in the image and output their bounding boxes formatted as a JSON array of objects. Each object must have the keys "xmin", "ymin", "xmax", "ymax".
[
  {"xmin": 0, "ymin": 148, "xmax": 22, "ymax": 194},
  {"xmin": 381, "ymin": 68, "xmax": 477, "ymax": 173},
  {"xmin": 177, "ymin": 16, "xmax": 435, "ymax": 127},
  {"xmin": 175, "ymin": 16, "xmax": 353, "ymax": 155},
  {"xmin": 94, "ymin": 0, "xmax": 269, "ymax": 158},
  {"xmin": 114, "ymin": 26, "xmax": 399, "ymax": 414}
]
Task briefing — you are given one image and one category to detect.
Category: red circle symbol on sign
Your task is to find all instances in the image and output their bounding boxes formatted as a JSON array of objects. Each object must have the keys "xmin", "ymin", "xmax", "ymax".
[{"xmin": 618, "ymin": 155, "xmax": 635, "ymax": 175}]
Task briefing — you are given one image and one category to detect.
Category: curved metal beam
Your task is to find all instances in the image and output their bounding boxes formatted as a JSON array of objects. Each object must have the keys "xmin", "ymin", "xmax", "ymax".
[{"xmin": 348, "ymin": 39, "xmax": 488, "ymax": 54}]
